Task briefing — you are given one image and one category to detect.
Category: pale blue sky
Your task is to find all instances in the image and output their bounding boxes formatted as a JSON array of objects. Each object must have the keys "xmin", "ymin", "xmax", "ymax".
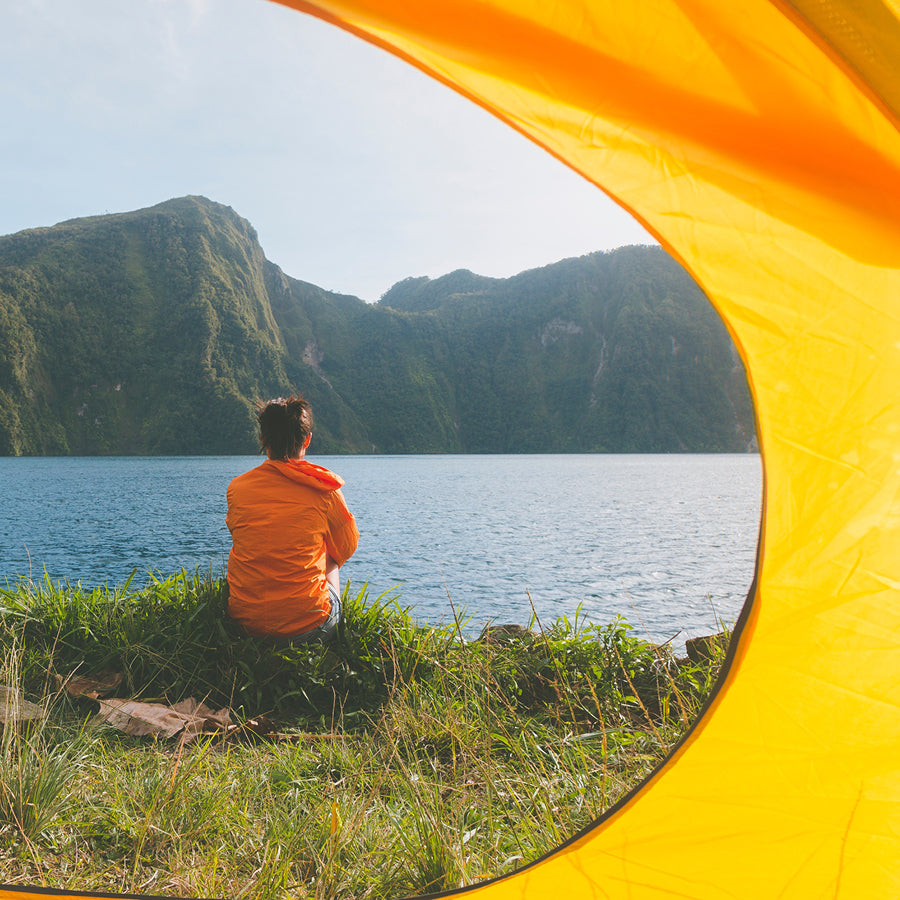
[{"xmin": 1, "ymin": 0, "xmax": 653, "ymax": 302}]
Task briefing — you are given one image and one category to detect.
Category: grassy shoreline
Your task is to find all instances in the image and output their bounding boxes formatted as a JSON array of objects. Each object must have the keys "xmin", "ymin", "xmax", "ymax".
[{"xmin": 0, "ymin": 572, "xmax": 727, "ymax": 898}]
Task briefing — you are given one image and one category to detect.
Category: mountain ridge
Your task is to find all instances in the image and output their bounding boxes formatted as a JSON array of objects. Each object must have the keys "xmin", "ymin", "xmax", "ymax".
[{"xmin": 0, "ymin": 196, "xmax": 756, "ymax": 456}]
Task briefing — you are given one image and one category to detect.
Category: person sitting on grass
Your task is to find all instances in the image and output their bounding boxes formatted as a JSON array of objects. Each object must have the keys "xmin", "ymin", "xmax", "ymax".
[{"xmin": 226, "ymin": 393, "xmax": 359, "ymax": 643}]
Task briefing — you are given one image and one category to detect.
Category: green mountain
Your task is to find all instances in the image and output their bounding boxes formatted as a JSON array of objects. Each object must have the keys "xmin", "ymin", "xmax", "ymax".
[{"xmin": 0, "ymin": 196, "xmax": 755, "ymax": 455}]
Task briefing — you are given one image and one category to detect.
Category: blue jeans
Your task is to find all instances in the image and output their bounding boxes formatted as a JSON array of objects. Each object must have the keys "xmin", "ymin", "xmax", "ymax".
[{"xmin": 288, "ymin": 584, "xmax": 342, "ymax": 644}]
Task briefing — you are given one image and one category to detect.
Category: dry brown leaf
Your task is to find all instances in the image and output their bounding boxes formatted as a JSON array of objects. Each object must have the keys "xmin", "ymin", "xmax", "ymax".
[
  {"xmin": 0, "ymin": 685, "xmax": 45, "ymax": 724},
  {"xmin": 95, "ymin": 697, "xmax": 232, "ymax": 741},
  {"xmin": 171, "ymin": 698, "xmax": 233, "ymax": 739},
  {"xmin": 64, "ymin": 670, "xmax": 123, "ymax": 700}
]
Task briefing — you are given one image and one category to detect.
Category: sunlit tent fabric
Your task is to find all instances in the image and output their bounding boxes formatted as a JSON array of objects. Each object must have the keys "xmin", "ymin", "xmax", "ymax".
[{"xmin": 3, "ymin": 1, "xmax": 900, "ymax": 898}]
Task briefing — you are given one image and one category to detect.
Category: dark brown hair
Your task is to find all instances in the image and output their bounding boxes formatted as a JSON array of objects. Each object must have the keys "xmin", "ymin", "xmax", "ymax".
[{"xmin": 257, "ymin": 393, "xmax": 313, "ymax": 460}]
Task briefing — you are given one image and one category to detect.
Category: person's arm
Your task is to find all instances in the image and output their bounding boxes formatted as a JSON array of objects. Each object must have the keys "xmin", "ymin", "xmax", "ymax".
[
  {"xmin": 325, "ymin": 554, "xmax": 341, "ymax": 594},
  {"xmin": 323, "ymin": 490, "xmax": 358, "ymax": 596},
  {"xmin": 324, "ymin": 490, "xmax": 359, "ymax": 568}
]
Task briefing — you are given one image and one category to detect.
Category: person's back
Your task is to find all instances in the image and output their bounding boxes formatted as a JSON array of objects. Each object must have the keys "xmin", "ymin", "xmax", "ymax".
[{"xmin": 226, "ymin": 394, "xmax": 358, "ymax": 641}]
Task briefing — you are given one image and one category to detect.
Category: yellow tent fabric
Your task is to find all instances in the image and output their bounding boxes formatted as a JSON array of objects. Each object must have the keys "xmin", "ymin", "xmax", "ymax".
[{"xmin": 2, "ymin": 0, "xmax": 899, "ymax": 898}]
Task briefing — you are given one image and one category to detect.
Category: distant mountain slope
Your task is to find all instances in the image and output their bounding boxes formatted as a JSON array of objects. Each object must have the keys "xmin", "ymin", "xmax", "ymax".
[{"xmin": 0, "ymin": 196, "xmax": 755, "ymax": 455}]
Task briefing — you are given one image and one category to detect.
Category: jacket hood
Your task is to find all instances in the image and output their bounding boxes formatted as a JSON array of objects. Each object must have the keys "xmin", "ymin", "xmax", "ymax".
[{"xmin": 266, "ymin": 458, "xmax": 345, "ymax": 492}]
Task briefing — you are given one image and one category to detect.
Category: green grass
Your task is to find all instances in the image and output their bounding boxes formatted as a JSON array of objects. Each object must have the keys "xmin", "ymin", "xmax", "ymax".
[{"xmin": 0, "ymin": 571, "xmax": 728, "ymax": 898}]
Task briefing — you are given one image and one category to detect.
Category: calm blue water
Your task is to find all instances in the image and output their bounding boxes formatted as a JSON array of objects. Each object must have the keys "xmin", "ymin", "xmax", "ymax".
[{"xmin": 0, "ymin": 454, "xmax": 761, "ymax": 644}]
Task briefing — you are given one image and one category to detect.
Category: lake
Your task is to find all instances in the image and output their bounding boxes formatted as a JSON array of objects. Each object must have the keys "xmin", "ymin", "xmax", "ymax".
[{"xmin": 0, "ymin": 454, "xmax": 761, "ymax": 646}]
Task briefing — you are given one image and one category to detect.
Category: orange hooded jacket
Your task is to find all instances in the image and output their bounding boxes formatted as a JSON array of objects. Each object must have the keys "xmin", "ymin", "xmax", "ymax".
[{"xmin": 226, "ymin": 459, "xmax": 359, "ymax": 637}]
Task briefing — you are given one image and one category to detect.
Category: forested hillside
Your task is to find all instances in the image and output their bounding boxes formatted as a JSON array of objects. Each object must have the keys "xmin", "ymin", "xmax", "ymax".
[{"xmin": 0, "ymin": 196, "xmax": 755, "ymax": 455}]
